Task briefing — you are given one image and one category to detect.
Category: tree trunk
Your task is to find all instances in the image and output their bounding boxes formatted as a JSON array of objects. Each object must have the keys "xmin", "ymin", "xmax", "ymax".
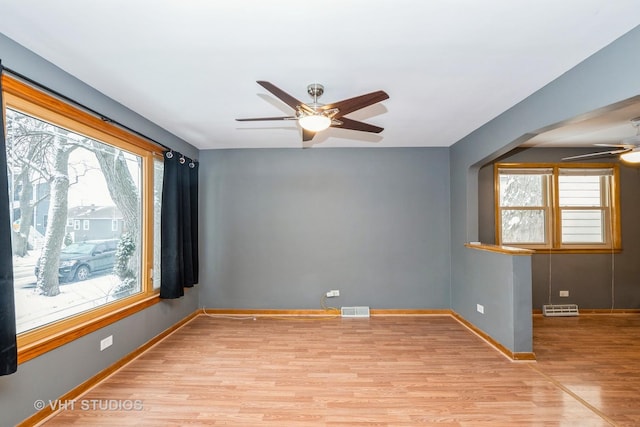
[
  {"xmin": 36, "ymin": 142, "xmax": 72, "ymax": 297},
  {"xmin": 92, "ymin": 145, "xmax": 140, "ymax": 280},
  {"xmin": 12, "ymin": 168, "xmax": 35, "ymax": 257}
]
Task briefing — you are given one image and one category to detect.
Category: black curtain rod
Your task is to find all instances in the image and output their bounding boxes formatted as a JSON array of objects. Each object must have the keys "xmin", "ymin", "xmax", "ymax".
[{"xmin": 1, "ymin": 64, "xmax": 177, "ymax": 154}]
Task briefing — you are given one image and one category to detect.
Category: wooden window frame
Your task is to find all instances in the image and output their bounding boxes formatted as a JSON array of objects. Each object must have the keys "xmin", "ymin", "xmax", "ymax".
[
  {"xmin": 2, "ymin": 75, "xmax": 163, "ymax": 364},
  {"xmin": 495, "ymin": 162, "xmax": 621, "ymax": 253}
]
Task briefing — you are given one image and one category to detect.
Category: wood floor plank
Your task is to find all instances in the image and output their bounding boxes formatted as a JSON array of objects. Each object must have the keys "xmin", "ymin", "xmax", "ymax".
[
  {"xmin": 37, "ymin": 314, "xmax": 640, "ymax": 426},
  {"xmin": 532, "ymin": 314, "xmax": 640, "ymax": 427}
]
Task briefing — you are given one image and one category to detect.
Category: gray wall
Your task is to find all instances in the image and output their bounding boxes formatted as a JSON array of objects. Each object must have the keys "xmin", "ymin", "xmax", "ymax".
[
  {"xmin": 1, "ymin": 33, "xmax": 200, "ymax": 425},
  {"xmin": 0, "ymin": 293, "xmax": 198, "ymax": 425},
  {"xmin": 450, "ymin": 25, "xmax": 640, "ymax": 347},
  {"xmin": 198, "ymin": 147, "xmax": 451, "ymax": 310},
  {"xmin": 456, "ymin": 248, "xmax": 532, "ymax": 353},
  {"xmin": 478, "ymin": 147, "xmax": 640, "ymax": 310},
  {"xmin": 4, "ymin": 21, "xmax": 640, "ymax": 425},
  {"xmin": 0, "ymin": 33, "xmax": 197, "ymax": 161}
]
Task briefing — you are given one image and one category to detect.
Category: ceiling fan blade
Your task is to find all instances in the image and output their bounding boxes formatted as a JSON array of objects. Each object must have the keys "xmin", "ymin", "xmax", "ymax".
[
  {"xmin": 236, "ymin": 116, "xmax": 297, "ymax": 122},
  {"xmin": 593, "ymin": 143, "xmax": 636, "ymax": 148},
  {"xmin": 256, "ymin": 81, "xmax": 310, "ymax": 112},
  {"xmin": 562, "ymin": 148, "xmax": 631, "ymax": 161},
  {"xmin": 332, "ymin": 117, "xmax": 384, "ymax": 133},
  {"xmin": 302, "ymin": 128, "xmax": 315, "ymax": 142},
  {"xmin": 322, "ymin": 90, "xmax": 389, "ymax": 118}
]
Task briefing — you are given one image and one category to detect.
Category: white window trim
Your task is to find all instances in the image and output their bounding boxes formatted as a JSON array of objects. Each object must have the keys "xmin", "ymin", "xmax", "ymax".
[{"xmin": 495, "ymin": 163, "xmax": 621, "ymax": 252}]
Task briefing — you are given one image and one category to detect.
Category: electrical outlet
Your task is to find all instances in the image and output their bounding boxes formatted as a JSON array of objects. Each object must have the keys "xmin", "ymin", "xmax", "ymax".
[
  {"xmin": 476, "ymin": 304, "xmax": 484, "ymax": 314},
  {"xmin": 559, "ymin": 290, "xmax": 569, "ymax": 297},
  {"xmin": 326, "ymin": 290, "xmax": 340, "ymax": 298},
  {"xmin": 100, "ymin": 335, "xmax": 113, "ymax": 351}
]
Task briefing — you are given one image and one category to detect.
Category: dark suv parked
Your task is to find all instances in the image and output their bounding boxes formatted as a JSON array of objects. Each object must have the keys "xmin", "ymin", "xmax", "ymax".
[{"xmin": 35, "ymin": 239, "xmax": 119, "ymax": 282}]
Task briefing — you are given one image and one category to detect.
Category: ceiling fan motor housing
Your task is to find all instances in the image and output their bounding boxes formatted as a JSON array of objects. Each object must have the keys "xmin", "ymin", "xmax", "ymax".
[{"xmin": 307, "ymin": 83, "xmax": 324, "ymax": 99}]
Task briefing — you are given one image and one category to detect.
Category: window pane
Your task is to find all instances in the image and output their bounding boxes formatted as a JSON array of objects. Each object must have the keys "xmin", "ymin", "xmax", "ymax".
[
  {"xmin": 7, "ymin": 108, "xmax": 143, "ymax": 334},
  {"xmin": 559, "ymin": 175, "xmax": 602, "ymax": 207},
  {"xmin": 501, "ymin": 209, "xmax": 546, "ymax": 243},
  {"xmin": 496, "ymin": 164, "xmax": 617, "ymax": 249},
  {"xmin": 499, "ymin": 174, "xmax": 546, "ymax": 206},
  {"xmin": 561, "ymin": 209, "xmax": 604, "ymax": 243},
  {"xmin": 559, "ymin": 167, "xmax": 612, "ymax": 177},
  {"xmin": 153, "ymin": 157, "xmax": 163, "ymax": 290}
]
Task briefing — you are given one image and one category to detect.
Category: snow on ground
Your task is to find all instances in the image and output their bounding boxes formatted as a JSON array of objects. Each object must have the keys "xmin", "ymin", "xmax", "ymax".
[{"xmin": 13, "ymin": 254, "xmax": 127, "ymax": 334}]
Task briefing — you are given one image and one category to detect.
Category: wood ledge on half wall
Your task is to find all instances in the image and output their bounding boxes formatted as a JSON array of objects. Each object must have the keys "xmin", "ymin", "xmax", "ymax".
[{"xmin": 464, "ymin": 242, "xmax": 534, "ymax": 256}]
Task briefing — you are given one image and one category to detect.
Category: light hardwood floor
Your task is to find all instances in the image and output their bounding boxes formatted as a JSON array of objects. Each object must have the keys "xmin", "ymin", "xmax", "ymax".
[{"xmin": 39, "ymin": 313, "xmax": 640, "ymax": 426}]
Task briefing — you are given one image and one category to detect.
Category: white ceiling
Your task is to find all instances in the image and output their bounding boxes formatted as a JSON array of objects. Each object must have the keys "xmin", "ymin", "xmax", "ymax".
[{"xmin": 1, "ymin": 1, "xmax": 639, "ymax": 150}]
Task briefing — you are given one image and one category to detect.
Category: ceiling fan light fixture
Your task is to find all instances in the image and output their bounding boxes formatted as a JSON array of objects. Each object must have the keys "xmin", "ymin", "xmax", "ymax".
[
  {"xmin": 620, "ymin": 148, "xmax": 640, "ymax": 163},
  {"xmin": 298, "ymin": 114, "xmax": 331, "ymax": 132}
]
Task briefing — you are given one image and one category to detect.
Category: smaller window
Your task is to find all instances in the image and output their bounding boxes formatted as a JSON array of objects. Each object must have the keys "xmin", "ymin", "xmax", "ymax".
[
  {"xmin": 74, "ymin": 219, "xmax": 80, "ymax": 230},
  {"xmin": 83, "ymin": 219, "xmax": 90, "ymax": 230},
  {"xmin": 496, "ymin": 163, "xmax": 620, "ymax": 252},
  {"xmin": 152, "ymin": 156, "xmax": 163, "ymax": 290},
  {"xmin": 498, "ymin": 167, "xmax": 552, "ymax": 246},
  {"xmin": 111, "ymin": 219, "xmax": 118, "ymax": 232},
  {"xmin": 67, "ymin": 218, "xmax": 74, "ymax": 227}
]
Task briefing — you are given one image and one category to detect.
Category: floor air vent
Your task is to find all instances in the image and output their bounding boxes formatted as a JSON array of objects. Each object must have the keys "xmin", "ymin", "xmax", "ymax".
[
  {"xmin": 542, "ymin": 304, "xmax": 579, "ymax": 317},
  {"xmin": 341, "ymin": 306, "xmax": 370, "ymax": 318}
]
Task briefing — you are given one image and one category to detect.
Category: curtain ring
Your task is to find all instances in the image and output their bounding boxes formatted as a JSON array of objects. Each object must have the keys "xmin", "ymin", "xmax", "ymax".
[
  {"xmin": 166, "ymin": 151, "xmax": 174, "ymax": 159},
  {"xmin": 189, "ymin": 161, "xmax": 195, "ymax": 168},
  {"xmin": 179, "ymin": 156, "xmax": 186, "ymax": 164}
]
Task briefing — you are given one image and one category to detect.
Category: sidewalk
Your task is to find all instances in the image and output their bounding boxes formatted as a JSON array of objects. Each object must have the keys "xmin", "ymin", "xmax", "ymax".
[{"xmin": 13, "ymin": 253, "xmax": 123, "ymax": 334}]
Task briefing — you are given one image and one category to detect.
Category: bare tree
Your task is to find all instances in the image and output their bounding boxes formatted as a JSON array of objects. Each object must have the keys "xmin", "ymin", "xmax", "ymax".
[
  {"xmin": 6, "ymin": 107, "xmax": 142, "ymax": 297},
  {"xmin": 90, "ymin": 142, "xmax": 140, "ymax": 283},
  {"xmin": 6, "ymin": 112, "xmax": 55, "ymax": 256},
  {"xmin": 36, "ymin": 132, "xmax": 76, "ymax": 296}
]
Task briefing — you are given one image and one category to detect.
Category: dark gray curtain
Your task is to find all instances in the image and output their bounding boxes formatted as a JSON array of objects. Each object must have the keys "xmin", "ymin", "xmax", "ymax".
[
  {"xmin": 160, "ymin": 152, "xmax": 199, "ymax": 298},
  {"xmin": 0, "ymin": 64, "xmax": 18, "ymax": 375}
]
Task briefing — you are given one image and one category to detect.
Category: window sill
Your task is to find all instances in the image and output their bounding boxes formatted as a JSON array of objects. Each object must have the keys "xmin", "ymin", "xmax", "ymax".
[
  {"xmin": 464, "ymin": 242, "xmax": 534, "ymax": 255},
  {"xmin": 528, "ymin": 248, "xmax": 622, "ymax": 254},
  {"xmin": 493, "ymin": 243, "xmax": 622, "ymax": 254},
  {"xmin": 17, "ymin": 294, "xmax": 160, "ymax": 364}
]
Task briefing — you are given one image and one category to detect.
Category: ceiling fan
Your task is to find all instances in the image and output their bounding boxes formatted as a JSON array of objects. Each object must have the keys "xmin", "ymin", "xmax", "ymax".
[
  {"xmin": 236, "ymin": 81, "xmax": 389, "ymax": 142},
  {"xmin": 563, "ymin": 117, "xmax": 640, "ymax": 163}
]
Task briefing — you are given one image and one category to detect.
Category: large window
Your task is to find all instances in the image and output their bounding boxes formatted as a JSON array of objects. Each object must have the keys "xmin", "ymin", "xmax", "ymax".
[
  {"xmin": 3, "ymin": 75, "xmax": 163, "ymax": 362},
  {"xmin": 496, "ymin": 163, "xmax": 620, "ymax": 251}
]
